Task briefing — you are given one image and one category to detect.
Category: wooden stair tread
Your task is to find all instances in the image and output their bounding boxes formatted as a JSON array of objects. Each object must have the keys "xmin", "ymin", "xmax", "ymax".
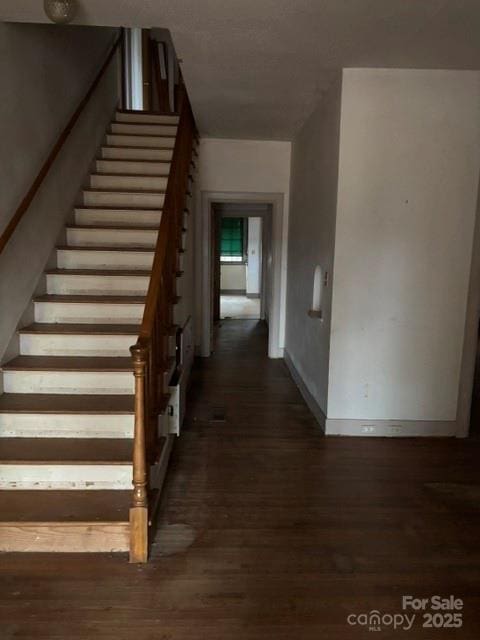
[
  {"xmin": 108, "ymin": 132, "xmax": 175, "ymax": 139},
  {"xmin": 112, "ymin": 120, "xmax": 177, "ymax": 126},
  {"xmin": 45, "ymin": 268, "xmax": 152, "ymax": 276},
  {"xmin": 2, "ymin": 355, "xmax": 133, "ymax": 372},
  {"xmin": 96, "ymin": 158, "xmax": 171, "ymax": 165},
  {"xmin": 75, "ymin": 205, "xmax": 163, "ymax": 211},
  {"xmin": 93, "ymin": 172, "xmax": 170, "ymax": 178},
  {"xmin": 0, "ymin": 438, "xmax": 132, "ymax": 464},
  {"xmin": 57, "ymin": 245, "xmax": 155, "ymax": 252},
  {"xmin": 19, "ymin": 323, "xmax": 140, "ymax": 336},
  {"xmin": 34, "ymin": 294, "xmax": 146, "ymax": 304},
  {"xmin": 67, "ymin": 224, "xmax": 160, "ymax": 231},
  {"xmin": 117, "ymin": 109, "xmax": 179, "ymax": 116},
  {"xmin": 0, "ymin": 393, "xmax": 134, "ymax": 414},
  {"xmin": 0, "ymin": 490, "xmax": 131, "ymax": 522},
  {"xmin": 103, "ymin": 144, "xmax": 174, "ymax": 152},
  {"xmin": 82, "ymin": 188, "xmax": 166, "ymax": 195}
]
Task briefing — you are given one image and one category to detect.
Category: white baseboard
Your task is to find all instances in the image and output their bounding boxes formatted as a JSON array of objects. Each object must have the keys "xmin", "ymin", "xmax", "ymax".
[
  {"xmin": 284, "ymin": 350, "xmax": 326, "ymax": 430},
  {"xmin": 284, "ymin": 351, "xmax": 457, "ymax": 438},
  {"xmin": 325, "ymin": 418, "xmax": 457, "ymax": 437}
]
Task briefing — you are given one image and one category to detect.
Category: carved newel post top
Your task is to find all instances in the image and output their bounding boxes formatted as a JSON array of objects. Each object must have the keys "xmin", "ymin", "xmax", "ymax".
[{"xmin": 130, "ymin": 343, "xmax": 148, "ymax": 370}]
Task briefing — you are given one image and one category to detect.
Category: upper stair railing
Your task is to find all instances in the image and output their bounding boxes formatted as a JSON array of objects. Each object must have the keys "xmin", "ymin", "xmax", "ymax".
[{"xmin": 128, "ymin": 61, "xmax": 197, "ymax": 562}]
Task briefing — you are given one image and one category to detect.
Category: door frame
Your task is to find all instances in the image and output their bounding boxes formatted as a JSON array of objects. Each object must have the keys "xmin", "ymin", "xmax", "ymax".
[
  {"xmin": 212, "ymin": 208, "xmax": 221, "ymax": 323},
  {"xmin": 198, "ymin": 191, "xmax": 285, "ymax": 359}
]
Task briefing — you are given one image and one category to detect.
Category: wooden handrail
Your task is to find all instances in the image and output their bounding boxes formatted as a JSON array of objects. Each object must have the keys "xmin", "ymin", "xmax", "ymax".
[
  {"xmin": 0, "ymin": 28, "xmax": 124, "ymax": 255},
  {"xmin": 129, "ymin": 71, "xmax": 196, "ymax": 563},
  {"xmin": 138, "ymin": 75, "xmax": 194, "ymax": 341}
]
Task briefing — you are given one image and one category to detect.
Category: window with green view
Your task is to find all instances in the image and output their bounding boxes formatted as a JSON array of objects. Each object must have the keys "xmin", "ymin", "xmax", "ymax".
[{"xmin": 220, "ymin": 217, "xmax": 245, "ymax": 262}]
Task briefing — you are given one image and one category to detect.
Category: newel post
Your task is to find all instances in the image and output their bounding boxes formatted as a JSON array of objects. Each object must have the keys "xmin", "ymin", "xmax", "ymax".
[{"xmin": 129, "ymin": 343, "xmax": 149, "ymax": 563}]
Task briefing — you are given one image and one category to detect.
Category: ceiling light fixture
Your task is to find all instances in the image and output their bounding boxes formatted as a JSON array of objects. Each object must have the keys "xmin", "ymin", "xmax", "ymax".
[{"xmin": 44, "ymin": 0, "xmax": 77, "ymax": 24}]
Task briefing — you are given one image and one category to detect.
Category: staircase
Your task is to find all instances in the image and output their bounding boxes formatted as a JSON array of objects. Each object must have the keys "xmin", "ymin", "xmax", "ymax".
[{"xmin": 0, "ymin": 109, "xmax": 190, "ymax": 555}]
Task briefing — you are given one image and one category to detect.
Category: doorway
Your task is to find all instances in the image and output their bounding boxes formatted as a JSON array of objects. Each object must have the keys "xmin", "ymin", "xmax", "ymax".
[
  {"xmin": 200, "ymin": 192, "xmax": 284, "ymax": 359},
  {"xmin": 121, "ymin": 28, "xmax": 180, "ymax": 113},
  {"xmin": 212, "ymin": 205, "xmax": 267, "ymax": 322},
  {"xmin": 202, "ymin": 191, "xmax": 285, "ymax": 358}
]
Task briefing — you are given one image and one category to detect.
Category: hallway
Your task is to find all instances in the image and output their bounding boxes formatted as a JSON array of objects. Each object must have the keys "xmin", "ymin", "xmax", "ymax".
[{"xmin": 1, "ymin": 320, "xmax": 480, "ymax": 638}]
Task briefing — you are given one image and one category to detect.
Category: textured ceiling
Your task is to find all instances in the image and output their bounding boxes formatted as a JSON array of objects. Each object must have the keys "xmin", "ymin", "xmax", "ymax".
[{"xmin": 2, "ymin": 1, "xmax": 480, "ymax": 139}]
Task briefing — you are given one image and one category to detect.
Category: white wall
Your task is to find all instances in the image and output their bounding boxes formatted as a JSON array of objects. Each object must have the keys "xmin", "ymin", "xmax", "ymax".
[
  {"xmin": 127, "ymin": 28, "xmax": 143, "ymax": 110},
  {"xmin": 196, "ymin": 138, "xmax": 291, "ymax": 356},
  {"xmin": 221, "ymin": 264, "xmax": 246, "ymax": 291},
  {"xmin": 328, "ymin": 69, "xmax": 480, "ymax": 424},
  {"xmin": 246, "ymin": 217, "xmax": 262, "ymax": 296},
  {"xmin": 0, "ymin": 23, "xmax": 118, "ymax": 361},
  {"xmin": 285, "ymin": 75, "xmax": 342, "ymax": 416}
]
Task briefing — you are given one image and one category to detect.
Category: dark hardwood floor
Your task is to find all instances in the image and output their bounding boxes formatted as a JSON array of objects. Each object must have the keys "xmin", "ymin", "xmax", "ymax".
[{"xmin": 1, "ymin": 319, "xmax": 480, "ymax": 639}]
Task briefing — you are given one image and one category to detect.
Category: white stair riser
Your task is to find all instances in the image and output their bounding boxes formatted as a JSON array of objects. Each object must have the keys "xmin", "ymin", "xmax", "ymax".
[
  {"xmin": 3, "ymin": 370, "xmax": 134, "ymax": 395},
  {"xmin": 67, "ymin": 227, "xmax": 158, "ymax": 247},
  {"xmin": 0, "ymin": 464, "xmax": 132, "ymax": 490},
  {"xmin": 100, "ymin": 146, "xmax": 173, "ymax": 161},
  {"xmin": 111, "ymin": 123, "xmax": 177, "ymax": 136},
  {"xmin": 115, "ymin": 112, "xmax": 179, "ymax": 125},
  {"xmin": 34, "ymin": 301, "xmax": 144, "ymax": 324},
  {"xmin": 106, "ymin": 134, "xmax": 175, "ymax": 149},
  {"xmin": 96, "ymin": 159, "xmax": 170, "ymax": 176},
  {"xmin": 74, "ymin": 208, "xmax": 162, "ymax": 228},
  {"xmin": 83, "ymin": 190, "xmax": 165, "ymax": 209},
  {"xmin": 0, "ymin": 413, "xmax": 134, "ymax": 438},
  {"xmin": 90, "ymin": 174, "xmax": 168, "ymax": 191},
  {"xmin": 46, "ymin": 273, "xmax": 150, "ymax": 296},
  {"xmin": 0, "ymin": 523, "xmax": 129, "ymax": 553},
  {"xmin": 57, "ymin": 249, "xmax": 154, "ymax": 270},
  {"xmin": 20, "ymin": 333, "xmax": 136, "ymax": 357}
]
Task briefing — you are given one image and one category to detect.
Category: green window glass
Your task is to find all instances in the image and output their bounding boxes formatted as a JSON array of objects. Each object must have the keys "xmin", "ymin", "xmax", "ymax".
[{"xmin": 220, "ymin": 218, "xmax": 244, "ymax": 259}]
